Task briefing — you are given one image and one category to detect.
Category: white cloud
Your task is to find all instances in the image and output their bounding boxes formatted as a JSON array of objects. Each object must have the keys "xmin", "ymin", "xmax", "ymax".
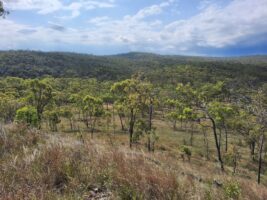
[
  {"xmin": 133, "ymin": 1, "xmax": 173, "ymax": 20},
  {"xmin": 1, "ymin": 0, "xmax": 267, "ymax": 54},
  {"xmin": 3, "ymin": 0, "xmax": 115, "ymax": 18},
  {"xmin": 3, "ymin": 0, "xmax": 63, "ymax": 14},
  {"xmin": 162, "ymin": 0, "xmax": 267, "ymax": 50}
]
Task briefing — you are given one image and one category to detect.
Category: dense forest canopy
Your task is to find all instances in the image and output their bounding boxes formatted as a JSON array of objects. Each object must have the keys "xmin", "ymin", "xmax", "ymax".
[{"xmin": 0, "ymin": 51, "xmax": 267, "ymax": 83}]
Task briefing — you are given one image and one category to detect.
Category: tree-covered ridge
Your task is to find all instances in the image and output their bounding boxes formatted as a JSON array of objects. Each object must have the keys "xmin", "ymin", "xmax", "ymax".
[
  {"xmin": 0, "ymin": 51, "xmax": 267, "ymax": 83},
  {"xmin": 0, "ymin": 62, "xmax": 266, "ymax": 198}
]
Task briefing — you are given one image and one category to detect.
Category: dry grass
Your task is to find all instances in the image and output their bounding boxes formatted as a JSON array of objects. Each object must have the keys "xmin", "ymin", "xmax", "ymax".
[{"xmin": 0, "ymin": 124, "xmax": 267, "ymax": 199}]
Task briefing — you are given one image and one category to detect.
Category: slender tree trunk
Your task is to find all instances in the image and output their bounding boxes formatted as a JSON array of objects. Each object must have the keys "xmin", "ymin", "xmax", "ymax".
[
  {"xmin": 147, "ymin": 102, "xmax": 153, "ymax": 152},
  {"xmin": 251, "ymin": 141, "xmax": 256, "ymax": 161},
  {"xmin": 233, "ymin": 155, "xmax": 237, "ymax": 174},
  {"xmin": 90, "ymin": 118, "xmax": 97, "ymax": 139},
  {"xmin": 69, "ymin": 119, "xmax": 73, "ymax": 131},
  {"xmin": 173, "ymin": 120, "xmax": 177, "ymax": 130},
  {"xmin": 129, "ymin": 109, "xmax": 135, "ymax": 148},
  {"xmin": 202, "ymin": 126, "xmax": 209, "ymax": 160},
  {"xmin": 118, "ymin": 113, "xmax": 125, "ymax": 131},
  {"xmin": 224, "ymin": 124, "xmax": 228, "ymax": 152},
  {"xmin": 258, "ymin": 134, "xmax": 264, "ymax": 184},
  {"xmin": 210, "ymin": 117, "xmax": 224, "ymax": 171},
  {"xmin": 112, "ymin": 106, "xmax": 116, "ymax": 135},
  {"xmin": 37, "ymin": 112, "xmax": 42, "ymax": 129},
  {"xmin": 190, "ymin": 122, "xmax": 194, "ymax": 146},
  {"xmin": 218, "ymin": 128, "xmax": 222, "ymax": 150}
]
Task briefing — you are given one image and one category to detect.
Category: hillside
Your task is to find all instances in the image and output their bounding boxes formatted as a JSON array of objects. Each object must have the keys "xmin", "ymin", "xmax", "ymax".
[{"xmin": 0, "ymin": 51, "xmax": 267, "ymax": 82}]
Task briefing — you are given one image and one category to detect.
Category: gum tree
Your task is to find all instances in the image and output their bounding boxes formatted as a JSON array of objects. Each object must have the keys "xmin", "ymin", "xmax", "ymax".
[{"xmin": 27, "ymin": 80, "xmax": 53, "ymax": 129}]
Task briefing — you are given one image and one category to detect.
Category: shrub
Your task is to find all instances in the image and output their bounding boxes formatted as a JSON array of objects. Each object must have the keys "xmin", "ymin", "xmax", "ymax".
[
  {"xmin": 15, "ymin": 106, "xmax": 39, "ymax": 127},
  {"xmin": 181, "ymin": 146, "xmax": 192, "ymax": 161},
  {"xmin": 223, "ymin": 180, "xmax": 241, "ymax": 200}
]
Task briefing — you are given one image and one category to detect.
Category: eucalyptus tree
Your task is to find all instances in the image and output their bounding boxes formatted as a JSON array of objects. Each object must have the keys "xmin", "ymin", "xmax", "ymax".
[
  {"xmin": 251, "ymin": 89, "xmax": 267, "ymax": 184},
  {"xmin": 197, "ymin": 81, "xmax": 229, "ymax": 171},
  {"xmin": 15, "ymin": 106, "xmax": 39, "ymax": 127},
  {"xmin": 44, "ymin": 109, "xmax": 61, "ymax": 132},
  {"xmin": 111, "ymin": 78, "xmax": 156, "ymax": 149},
  {"xmin": 172, "ymin": 81, "xmax": 228, "ymax": 170},
  {"xmin": 60, "ymin": 107, "xmax": 74, "ymax": 131},
  {"xmin": 0, "ymin": 93, "xmax": 21, "ymax": 123},
  {"xmin": 27, "ymin": 80, "xmax": 53, "ymax": 128},
  {"xmin": 82, "ymin": 95, "xmax": 104, "ymax": 137},
  {"xmin": 165, "ymin": 99, "xmax": 184, "ymax": 130}
]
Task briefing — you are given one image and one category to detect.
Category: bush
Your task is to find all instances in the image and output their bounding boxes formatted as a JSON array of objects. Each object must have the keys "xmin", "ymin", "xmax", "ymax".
[
  {"xmin": 223, "ymin": 180, "xmax": 241, "ymax": 200},
  {"xmin": 181, "ymin": 146, "xmax": 192, "ymax": 161},
  {"xmin": 15, "ymin": 106, "xmax": 39, "ymax": 127}
]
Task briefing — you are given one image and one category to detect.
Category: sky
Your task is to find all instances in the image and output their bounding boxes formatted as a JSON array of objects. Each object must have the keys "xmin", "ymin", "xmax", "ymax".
[{"xmin": 1, "ymin": 0, "xmax": 267, "ymax": 56}]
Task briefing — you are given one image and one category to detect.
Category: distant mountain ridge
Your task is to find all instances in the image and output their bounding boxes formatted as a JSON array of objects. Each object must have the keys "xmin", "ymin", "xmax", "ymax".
[{"xmin": 0, "ymin": 50, "xmax": 266, "ymax": 80}]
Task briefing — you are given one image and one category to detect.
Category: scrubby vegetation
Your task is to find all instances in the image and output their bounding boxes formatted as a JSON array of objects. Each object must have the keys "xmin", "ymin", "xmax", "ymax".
[{"xmin": 0, "ymin": 51, "xmax": 267, "ymax": 199}]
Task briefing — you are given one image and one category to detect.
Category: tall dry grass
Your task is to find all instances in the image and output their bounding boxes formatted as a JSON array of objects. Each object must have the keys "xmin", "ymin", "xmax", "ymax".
[{"xmin": 0, "ymin": 124, "xmax": 267, "ymax": 199}]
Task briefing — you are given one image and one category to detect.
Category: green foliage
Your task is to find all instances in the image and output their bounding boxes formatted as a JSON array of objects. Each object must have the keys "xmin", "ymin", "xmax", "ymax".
[
  {"xmin": 182, "ymin": 146, "xmax": 192, "ymax": 157},
  {"xmin": 223, "ymin": 180, "xmax": 241, "ymax": 200},
  {"xmin": 15, "ymin": 106, "xmax": 39, "ymax": 127},
  {"xmin": 44, "ymin": 110, "xmax": 61, "ymax": 132},
  {"xmin": 28, "ymin": 79, "xmax": 53, "ymax": 124}
]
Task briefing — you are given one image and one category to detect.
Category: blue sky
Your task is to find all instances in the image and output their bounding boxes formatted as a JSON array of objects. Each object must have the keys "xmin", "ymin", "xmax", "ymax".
[{"xmin": 1, "ymin": 0, "xmax": 267, "ymax": 56}]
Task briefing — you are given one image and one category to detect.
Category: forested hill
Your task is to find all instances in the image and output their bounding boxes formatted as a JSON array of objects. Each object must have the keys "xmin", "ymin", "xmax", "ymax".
[{"xmin": 0, "ymin": 50, "xmax": 267, "ymax": 82}]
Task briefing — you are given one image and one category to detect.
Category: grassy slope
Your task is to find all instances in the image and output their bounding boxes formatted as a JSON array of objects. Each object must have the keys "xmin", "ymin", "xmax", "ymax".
[{"xmin": 1, "ymin": 113, "xmax": 267, "ymax": 200}]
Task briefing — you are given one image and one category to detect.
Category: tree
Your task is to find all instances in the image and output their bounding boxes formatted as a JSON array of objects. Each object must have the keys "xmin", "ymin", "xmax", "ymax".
[
  {"xmin": 111, "ymin": 78, "xmax": 153, "ymax": 148},
  {"xmin": 82, "ymin": 95, "xmax": 104, "ymax": 138},
  {"xmin": 165, "ymin": 99, "xmax": 184, "ymax": 130},
  {"xmin": 0, "ymin": 94, "xmax": 21, "ymax": 123},
  {"xmin": 60, "ymin": 107, "xmax": 74, "ymax": 131},
  {"xmin": 234, "ymin": 110, "xmax": 257, "ymax": 160},
  {"xmin": 15, "ymin": 106, "xmax": 39, "ymax": 127},
  {"xmin": 27, "ymin": 80, "xmax": 53, "ymax": 128},
  {"xmin": 197, "ymin": 81, "xmax": 228, "ymax": 171},
  {"xmin": 44, "ymin": 110, "xmax": 61, "ymax": 132},
  {"xmin": 0, "ymin": 1, "xmax": 8, "ymax": 17},
  {"xmin": 225, "ymin": 144, "xmax": 241, "ymax": 174},
  {"xmin": 251, "ymin": 89, "xmax": 267, "ymax": 184},
  {"xmin": 208, "ymin": 102, "xmax": 235, "ymax": 152}
]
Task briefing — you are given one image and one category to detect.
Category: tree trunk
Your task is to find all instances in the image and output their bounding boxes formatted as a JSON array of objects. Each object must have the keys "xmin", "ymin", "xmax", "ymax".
[
  {"xmin": 37, "ymin": 111, "xmax": 42, "ymax": 129},
  {"xmin": 224, "ymin": 124, "xmax": 228, "ymax": 152},
  {"xmin": 218, "ymin": 128, "xmax": 222, "ymax": 150},
  {"xmin": 119, "ymin": 113, "xmax": 125, "ymax": 131},
  {"xmin": 129, "ymin": 108, "xmax": 135, "ymax": 148},
  {"xmin": 202, "ymin": 127, "xmax": 209, "ymax": 160},
  {"xmin": 258, "ymin": 134, "xmax": 264, "ymax": 184},
  {"xmin": 112, "ymin": 106, "xmax": 116, "ymax": 135},
  {"xmin": 147, "ymin": 102, "xmax": 153, "ymax": 152},
  {"xmin": 173, "ymin": 120, "xmax": 177, "ymax": 130},
  {"xmin": 69, "ymin": 119, "xmax": 73, "ymax": 131},
  {"xmin": 190, "ymin": 123, "xmax": 194, "ymax": 146},
  {"xmin": 251, "ymin": 141, "xmax": 256, "ymax": 161},
  {"xmin": 210, "ymin": 117, "xmax": 224, "ymax": 171},
  {"xmin": 90, "ymin": 118, "xmax": 97, "ymax": 139}
]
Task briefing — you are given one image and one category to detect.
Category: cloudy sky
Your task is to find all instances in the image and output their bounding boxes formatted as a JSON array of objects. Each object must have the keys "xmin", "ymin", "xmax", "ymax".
[{"xmin": 1, "ymin": 0, "xmax": 267, "ymax": 56}]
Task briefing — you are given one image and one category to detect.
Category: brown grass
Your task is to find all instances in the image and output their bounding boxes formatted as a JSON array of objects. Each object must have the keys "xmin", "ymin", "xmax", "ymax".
[{"xmin": 0, "ymin": 124, "xmax": 267, "ymax": 199}]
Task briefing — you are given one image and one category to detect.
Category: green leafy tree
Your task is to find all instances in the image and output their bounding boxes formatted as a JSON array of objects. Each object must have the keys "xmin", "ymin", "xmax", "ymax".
[
  {"xmin": 82, "ymin": 95, "xmax": 104, "ymax": 137},
  {"xmin": 251, "ymin": 89, "xmax": 267, "ymax": 184},
  {"xmin": 27, "ymin": 80, "xmax": 53, "ymax": 128},
  {"xmin": 112, "ymin": 78, "xmax": 157, "ymax": 149},
  {"xmin": 15, "ymin": 106, "xmax": 39, "ymax": 127},
  {"xmin": 60, "ymin": 107, "xmax": 74, "ymax": 131},
  {"xmin": 0, "ymin": 94, "xmax": 21, "ymax": 123},
  {"xmin": 44, "ymin": 110, "xmax": 61, "ymax": 132}
]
